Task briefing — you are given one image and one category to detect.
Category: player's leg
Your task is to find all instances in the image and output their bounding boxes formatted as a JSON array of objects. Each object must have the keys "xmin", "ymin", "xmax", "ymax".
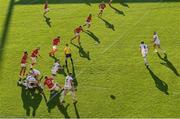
[
  {"xmin": 71, "ymin": 36, "xmax": 77, "ymax": 42},
  {"xmin": 77, "ymin": 35, "xmax": 81, "ymax": 45},
  {"xmin": 22, "ymin": 67, "xmax": 26, "ymax": 76}
]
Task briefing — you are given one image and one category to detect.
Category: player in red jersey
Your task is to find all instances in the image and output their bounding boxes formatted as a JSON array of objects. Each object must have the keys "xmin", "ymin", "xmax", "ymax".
[
  {"xmin": 49, "ymin": 36, "xmax": 61, "ymax": 56},
  {"xmin": 30, "ymin": 47, "xmax": 40, "ymax": 68},
  {"xmin": 44, "ymin": 76, "xmax": 61, "ymax": 91},
  {"xmin": 83, "ymin": 14, "xmax": 92, "ymax": 28},
  {"xmin": 71, "ymin": 26, "xmax": 84, "ymax": 45},
  {"xmin": 19, "ymin": 51, "xmax": 28, "ymax": 78},
  {"xmin": 44, "ymin": 0, "xmax": 49, "ymax": 16},
  {"xmin": 98, "ymin": 1, "xmax": 106, "ymax": 17}
]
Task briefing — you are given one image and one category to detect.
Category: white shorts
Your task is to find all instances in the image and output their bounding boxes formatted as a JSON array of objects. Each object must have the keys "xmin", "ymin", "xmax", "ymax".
[
  {"xmin": 53, "ymin": 45, "xmax": 57, "ymax": 50},
  {"xmin": 100, "ymin": 8, "xmax": 104, "ymax": 11},
  {"xmin": 31, "ymin": 57, "xmax": 36, "ymax": 63},
  {"xmin": 141, "ymin": 51, "xmax": 148, "ymax": 58},
  {"xmin": 44, "ymin": 8, "xmax": 49, "ymax": 12},
  {"xmin": 64, "ymin": 85, "xmax": 72, "ymax": 90},
  {"xmin": 154, "ymin": 40, "xmax": 160, "ymax": 45},
  {"xmin": 21, "ymin": 63, "xmax": 26, "ymax": 68},
  {"xmin": 75, "ymin": 33, "xmax": 80, "ymax": 36},
  {"xmin": 50, "ymin": 83, "xmax": 60, "ymax": 91},
  {"xmin": 51, "ymin": 69, "xmax": 58, "ymax": 75},
  {"xmin": 86, "ymin": 21, "xmax": 91, "ymax": 25}
]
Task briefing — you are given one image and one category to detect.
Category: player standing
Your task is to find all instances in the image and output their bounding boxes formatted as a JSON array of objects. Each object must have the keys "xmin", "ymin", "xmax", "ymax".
[
  {"xmin": 152, "ymin": 32, "xmax": 164, "ymax": 52},
  {"xmin": 60, "ymin": 73, "xmax": 77, "ymax": 104},
  {"xmin": 49, "ymin": 36, "xmax": 61, "ymax": 57},
  {"xmin": 139, "ymin": 41, "xmax": 149, "ymax": 67},
  {"xmin": 98, "ymin": 1, "xmax": 106, "ymax": 17},
  {"xmin": 30, "ymin": 47, "xmax": 40, "ymax": 68},
  {"xmin": 64, "ymin": 44, "xmax": 73, "ymax": 69},
  {"xmin": 44, "ymin": 0, "xmax": 49, "ymax": 16},
  {"xmin": 83, "ymin": 14, "xmax": 92, "ymax": 28},
  {"xmin": 19, "ymin": 51, "xmax": 28, "ymax": 78},
  {"xmin": 71, "ymin": 26, "xmax": 84, "ymax": 45},
  {"xmin": 51, "ymin": 59, "xmax": 63, "ymax": 76}
]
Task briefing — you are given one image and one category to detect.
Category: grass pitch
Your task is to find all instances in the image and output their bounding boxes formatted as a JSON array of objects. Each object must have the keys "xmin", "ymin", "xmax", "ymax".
[{"xmin": 0, "ymin": 0, "xmax": 180, "ymax": 118}]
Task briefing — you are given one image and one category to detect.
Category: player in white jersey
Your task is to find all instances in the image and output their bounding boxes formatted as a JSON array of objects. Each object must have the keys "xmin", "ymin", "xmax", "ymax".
[
  {"xmin": 18, "ymin": 75, "xmax": 38, "ymax": 89},
  {"xmin": 29, "ymin": 68, "xmax": 41, "ymax": 79},
  {"xmin": 153, "ymin": 32, "xmax": 164, "ymax": 52},
  {"xmin": 140, "ymin": 41, "xmax": 149, "ymax": 67},
  {"xmin": 60, "ymin": 73, "xmax": 77, "ymax": 104},
  {"xmin": 51, "ymin": 59, "xmax": 63, "ymax": 76}
]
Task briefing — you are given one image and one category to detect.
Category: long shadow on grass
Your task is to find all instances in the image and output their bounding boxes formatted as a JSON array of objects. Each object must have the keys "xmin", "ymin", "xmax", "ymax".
[
  {"xmin": 21, "ymin": 86, "xmax": 42, "ymax": 117},
  {"xmin": 118, "ymin": 0, "xmax": 129, "ymax": 8},
  {"xmin": 99, "ymin": 17, "xmax": 115, "ymax": 31},
  {"xmin": 110, "ymin": 5, "xmax": 125, "ymax": 16},
  {"xmin": 72, "ymin": 60, "xmax": 78, "ymax": 88},
  {"xmin": 71, "ymin": 43, "xmax": 91, "ymax": 60},
  {"xmin": 43, "ymin": 15, "xmax": 52, "ymax": 27},
  {"xmin": 84, "ymin": 30, "xmax": 100, "ymax": 44},
  {"xmin": 147, "ymin": 67, "xmax": 169, "ymax": 95},
  {"xmin": 0, "ymin": 0, "xmax": 15, "ymax": 67},
  {"xmin": 47, "ymin": 92, "xmax": 70, "ymax": 118},
  {"xmin": 157, "ymin": 52, "xmax": 180, "ymax": 77},
  {"xmin": 73, "ymin": 102, "xmax": 80, "ymax": 118}
]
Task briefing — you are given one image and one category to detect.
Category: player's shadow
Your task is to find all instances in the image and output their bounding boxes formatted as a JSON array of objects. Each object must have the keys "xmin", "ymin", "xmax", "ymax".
[
  {"xmin": 147, "ymin": 67, "xmax": 169, "ymax": 95},
  {"xmin": 47, "ymin": 92, "xmax": 70, "ymax": 118},
  {"xmin": 73, "ymin": 102, "xmax": 80, "ymax": 118},
  {"xmin": 99, "ymin": 17, "xmax": 115, "ymax": 31},
  {"xmin": 72, "ymin": 61, "xmax": 78, "ymax": 87},
  {"xmin": 57, "ymin": 66, "xmax": 67, "ymax": 77},
  {"xmin": 157, "ymin": 52, "xmax": 180, "ymax": 77},
  {"xmin": 85, "ymin": 30, "xmax": 100, "ymax": 44},
  {"xmin": 21, "ymin": 86, "xmax": 42, "ymax": 117},
  {"xmin": 110, "ymin": 6, "xmax": 125, "ymax": 16},
  {"xmin": 43, "ymin": 15, "xmax": 52, "ymax": 27},
  {"xmin": 118, "ymin": 0, "xmax": 129, "ymax": 8},
  {"xmin": 0, "ymin": 0, "xmax": 15, "ymax": 67},
  {"xmin": 49, "ymin": 55, "xmax": 58, "ymax": 61},
  {"xmin": 71, "ymin": 43, "xmax": 91, "ymax": 60}
]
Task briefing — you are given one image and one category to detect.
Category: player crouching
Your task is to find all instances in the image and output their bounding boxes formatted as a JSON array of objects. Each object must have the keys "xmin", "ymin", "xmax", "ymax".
[
  {"xmin": 60, "ymin": 73, "xmax": 77, "ymax": 104},
  {"xmin": 140, "ymin": 41, "xmax": 149, "ymax": 67},
  {"xmin": 51, "ymin": 59, "xmax": 64, "ymax": 76}
]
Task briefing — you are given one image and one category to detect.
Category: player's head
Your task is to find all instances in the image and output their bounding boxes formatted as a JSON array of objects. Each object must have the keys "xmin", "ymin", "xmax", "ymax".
[
  {"xmin": 89, "ymin": 14, "xmax": 92, "ymax": 17},
  {"xmin": 29, "ymin": 68, "xmax": 33, "ymax": 74},
  {"xmin": 141, "ymin": 41, "xmax": 144, "ymax": 44},
  {"xmin": 37, "ymin": 47, "xmax": 40, "ymax": 50},
  {"xmin": 57, "ymin": 36, "xmax": 60, "ymax": 39},
  {"xmin": 69, "ymin": 73, "xmax": 73, "ymax": 76},
  {"xmin": 154, "ymin": 31, "xmax": 157, "ymax": 35},
  {"xmin": 66, "ymin": 43, "xmax": 69, "ymax": 47},
  {"xmin": 24, "ymin": 51, "xmax": 28, "ymax": 55},
  {"xmin": 45, "ymin": 76, "xmax": 48, "ymax": 79}
]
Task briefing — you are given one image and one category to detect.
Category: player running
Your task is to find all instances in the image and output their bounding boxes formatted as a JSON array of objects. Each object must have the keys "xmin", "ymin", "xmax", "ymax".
[
  {"xmin": 64, "ymin": 44, "xmax": 73, "ymax": 70},
  {"xmin": 19, "ymin": 51, "xmax": 28, "ymax": 78},
  {"xmin": 71, "ymin": 26, "xmax": 84, "ymax": 45},
  {"xmin": 49, "ymin": 36, "xmax": 61, "ymax": 57},
  {"xmin": 44, "ymin": 76, "xmax": 62, "ymax": 91},
  {"xmin": 139, "ymin": 41, "xmax": 149, "ymax": 67},
  {"xmin": 98, "ymin": 1, "xmax": 106, "ymax": 17},
  {"xmin": 51, "ymin": 59, "xmax": 63, "ymax": 76},
  {"xmin": 60, "ymin": 73, "xmax": 77, "ymax": 104},
  {"xmin": 152, "ymin": 32, "xmax": 164, "ymax": 52},
  {"xmin": 83, "ymin": 14, "xmax": 92, "ymax": 28},
  {"xmin": 30, "ymin": 47, "xmax": 40, "ymax": 68},
  {"xmin": 44, "ymin": 0, "xmax": 49, "ymax": 16}
]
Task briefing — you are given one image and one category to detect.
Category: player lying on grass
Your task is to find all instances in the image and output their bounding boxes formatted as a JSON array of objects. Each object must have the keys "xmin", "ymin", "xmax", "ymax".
[
  {"xmin": 140, "ymin": 41, "xmax": 149, "ymax": 67},
  {"xmin": 71, "ymin": 26, "xmax": 84, "ymax": 45},
  {"xmin": 49, "ymin": 36, "xmax": 61, "ymax": 57},
  {"xmin": 44, "ymin": 0, "xmax": 49, "ymax": 16},
  {"xmin": 98, "ymin": 1, "xmax": 106, "ymax": 17},
  {"xmin": 60, "ymin": 73, "xmax": 77, "ymax": 104},
  {"xmin": 30, "ymin": 47, "xmax": 40, "ymax": 68},
  {"xmin": 152, "ymin": 32, "xmax": 165, "ymax": 53},
  {"xmin": 83, "ymin": 14, "xmax": 92, "ymax": 28},
  {"xmin": 51, "ymin": 59, "xmax": 64, "ymax": 76},
  {"xmin": 64, "ymin": 44, "xmax": 73, "ymax": 71},
  {"xmin": 19, "ymin": 51, "xmax": 28, "ymax": 78}
]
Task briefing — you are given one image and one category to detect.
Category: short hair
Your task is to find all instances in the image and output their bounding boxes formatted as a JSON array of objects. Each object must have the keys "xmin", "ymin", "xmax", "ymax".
[
  {"xmin": 57, "ymin": 36, "xmax": 60, "ymax": 38},
  {"xmin": 141, "ymin": 41, "xmax": 144, "ymax": 44},
  {"xmin": 45, "ymin": 76, "xmax": 48, "ymax": 79},
  {"xmin": 66, "ymin": 43, "xmax": 68, "ymax": 46}
]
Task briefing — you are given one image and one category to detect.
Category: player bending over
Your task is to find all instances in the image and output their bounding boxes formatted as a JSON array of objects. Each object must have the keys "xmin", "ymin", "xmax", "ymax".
[
  {"xmin": 152, "ymin": 32, "xmax": 165, "ymax": 53},
  {"xmin": 140, "ymin": 41, "xmax": 149, "ymax": 67},
  {"xmin": 71, "ymin": 26, "xmax": 84, "ymax": 45},
  {"xmin": 49, "ymin": 36, "xmax": 61, "ymax": 57},
  {"xmin": 30, "ymin": 47, "xmax": 40, "ymax": 68},
  {"xmin": 98, "ymin": 1, "xmax": 106, "ymax": 17},
  {"xmin": 44, "ymin": 0, "xmax": 49, "ymax": 16},
  {"xmin": 64, "ymin": 44, "xmax": 73, "ymax": 70},
  {"xmin": 44, "ymin": 76, "xmax": 62, "ymax": 92},
  {"xmin": 19, "ymin": 51, "xmax": 28, "ymax": 78},
  {"xmin": 51, "ymin": 59, "xmax": 63, "ymax": 76},
  {"xmin": 83, "ymin": 14, "xmax": 92, "ymax": 28},
  {"xmin": 29, "ymin": 68, "xmax": 41, "ymax": 80},
  {"xmin": 60, "ymin": 73, "xmax": 77, "ymax": 104}
]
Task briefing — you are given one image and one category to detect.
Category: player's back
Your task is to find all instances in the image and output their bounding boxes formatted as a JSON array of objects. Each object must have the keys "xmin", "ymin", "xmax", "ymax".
[{"xmin": 140, "ymin": 44, "xmax": 148, "ymax": 51}]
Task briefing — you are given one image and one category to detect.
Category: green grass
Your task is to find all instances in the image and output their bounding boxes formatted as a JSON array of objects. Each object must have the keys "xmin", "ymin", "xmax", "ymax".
[{"xmin": 0, "ymin": 0, "xmax": 180, "ymax": 118}]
